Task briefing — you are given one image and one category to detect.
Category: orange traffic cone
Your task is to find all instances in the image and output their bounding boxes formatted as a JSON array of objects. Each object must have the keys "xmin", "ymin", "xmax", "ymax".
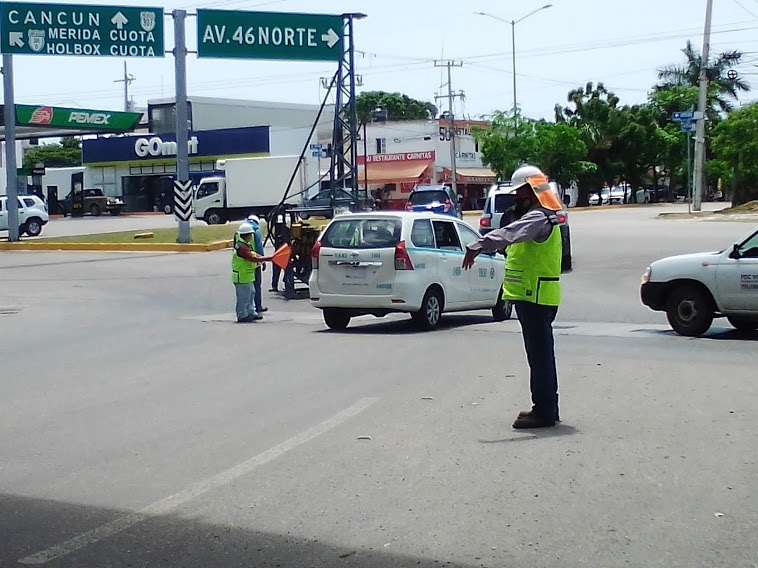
[{"xmin": 272, "ymin": 244, "xmax": 291, "ymax": 270}]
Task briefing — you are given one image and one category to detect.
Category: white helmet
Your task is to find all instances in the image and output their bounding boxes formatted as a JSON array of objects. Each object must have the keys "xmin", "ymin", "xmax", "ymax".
[
  {"xmin": 510, "ymin": 164, "xmax": 563, "ymax": 212},
  {"xmin": 247, "ymin": 214, "xmax": 260, "ymax": 225},
  {"xmin": 511, "ymin": 164, "xmax": 544, "ymax": 189},
  {"xmin": 238, "ymin": 222, "xmax": 255, "ymax": 235}
]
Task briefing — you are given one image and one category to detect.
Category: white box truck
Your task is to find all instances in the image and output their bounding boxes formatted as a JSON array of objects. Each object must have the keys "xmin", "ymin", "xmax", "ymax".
[{"xmin": 193, "ymin": 155, "xmax": 311, "ymax": 225}]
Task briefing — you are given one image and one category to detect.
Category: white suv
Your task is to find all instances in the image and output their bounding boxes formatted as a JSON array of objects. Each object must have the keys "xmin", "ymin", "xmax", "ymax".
[
  {"xmin": 0, "ymin": 194, "xmax": 50, "ymax": 237},
  {"xmin": 309, "ymin": 212, "xmax": 511, "ymax": 330}
]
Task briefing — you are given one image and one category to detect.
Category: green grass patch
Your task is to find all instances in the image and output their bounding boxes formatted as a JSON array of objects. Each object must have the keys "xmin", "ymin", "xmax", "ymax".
[{"xmin": 39, "ymin": 225, "xmax": 239, "ymax": 244}]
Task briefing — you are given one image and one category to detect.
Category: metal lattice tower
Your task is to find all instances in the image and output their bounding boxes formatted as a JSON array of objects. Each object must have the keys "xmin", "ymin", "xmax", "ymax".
[{"xmin": 328, "ymin": 14, "xmax": 362, "ymax": 201}]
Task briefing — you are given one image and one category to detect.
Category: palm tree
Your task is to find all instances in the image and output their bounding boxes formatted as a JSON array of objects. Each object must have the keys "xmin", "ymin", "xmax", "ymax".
[{"xmin": 656, "ymin": 41, "xmax": 750, "ymax": 112}]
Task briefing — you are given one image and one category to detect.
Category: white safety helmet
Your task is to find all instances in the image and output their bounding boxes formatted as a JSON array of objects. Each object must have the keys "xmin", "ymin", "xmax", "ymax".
[
  {"xmin": 247, "ymin": 214, "xmax": 260, "ymax": 225},
  {"xmin": 238, "ymin": 222, "xmax": 255, "ymax": 235}
]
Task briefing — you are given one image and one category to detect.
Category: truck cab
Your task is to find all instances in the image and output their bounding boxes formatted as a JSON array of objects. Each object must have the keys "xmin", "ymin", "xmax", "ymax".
[
  {"xmin": 194, "ymin": 176, "xmax": 226, "ymax": 225},
  {"xmin": 641, "ymin": 226, "xmax": 758, "ymax": 336}
]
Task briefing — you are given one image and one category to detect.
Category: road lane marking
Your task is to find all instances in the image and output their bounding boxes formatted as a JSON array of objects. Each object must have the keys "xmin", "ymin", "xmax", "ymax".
[{"xmin": 18, "ymin": 397, "xmax": 379, "ymax": 565}]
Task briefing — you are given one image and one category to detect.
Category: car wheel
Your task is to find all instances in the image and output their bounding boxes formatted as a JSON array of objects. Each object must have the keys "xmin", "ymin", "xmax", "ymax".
[
  {"xmin": 163, "ymin": 204, "xmax": 173, "ymax": 215},
  {"xmin": 109, "ymin": 209, "xmax": 121, "ymax": 216},
  {"xmin": 412, "ymin": 287, "xmax": 444, "ymax": 330},
  {"xmin": 323, "ymin": 308, "xmax": 351, "ymax": 330},
  {"xmin": 492, "ymin": 292, "xmax": 513, "ymax": 322},
  {"xmin": 90, "ymin": 204, "xmax": 101, "ymax": 216},
  {"xmin": 727, "ymin": 316, "xmax": 758, "ymax": 332},
  {"xmin": 665, "ymin": 285, "xmax": 714, "ymax": 337},
  {"xmin": 206, "ymin": 211, "xmax": 224, "ymax": 225},
  {"xmin": 24, "ymin": 217, "xmax": 43, "ymax": 237}
]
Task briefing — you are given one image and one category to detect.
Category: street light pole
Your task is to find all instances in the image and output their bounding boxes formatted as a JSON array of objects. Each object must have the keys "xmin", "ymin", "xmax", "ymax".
[{"xmin": 476, "ymin": 5, "xmax": 552, "ymax": 117}]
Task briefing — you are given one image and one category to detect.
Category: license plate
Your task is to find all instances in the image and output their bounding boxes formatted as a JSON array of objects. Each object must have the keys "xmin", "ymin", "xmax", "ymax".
[
  {"xmin": 344, "ymin": 266, "xmax": 366, "ymax": 280},
  {"xmin": 334, "ymin": 206, "xmax": 351, "ymax": 216}
]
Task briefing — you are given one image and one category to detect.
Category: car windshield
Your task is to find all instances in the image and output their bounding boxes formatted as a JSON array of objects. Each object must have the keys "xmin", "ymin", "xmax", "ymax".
[
  {"xmin": 321, "ymin": 218, "xmax": 402, "ymax": 249},
  {"xmin": 493, "ymin": 193, "xmax": 517, "ymax": 213},
  {"xmin": 409, "ymin": 191, "xmax": 448, "ymax": 206}
]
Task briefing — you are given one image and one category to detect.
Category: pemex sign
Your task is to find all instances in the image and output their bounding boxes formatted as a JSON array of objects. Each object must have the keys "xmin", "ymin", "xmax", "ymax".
[{"xmin": 15, "ymin": 104, "xmax": 143, "ymax": 131}]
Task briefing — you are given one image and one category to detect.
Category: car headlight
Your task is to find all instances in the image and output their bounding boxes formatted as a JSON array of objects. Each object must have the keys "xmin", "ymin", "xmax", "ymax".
[{"xmin": 641, "ymin": 266, "xmax": 652, "ymax": 285}]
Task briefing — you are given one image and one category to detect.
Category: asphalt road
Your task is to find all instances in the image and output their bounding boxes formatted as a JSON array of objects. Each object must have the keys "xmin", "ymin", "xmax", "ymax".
[{"xmin": 1, "ymin": 205, "xmax": 756, "ymax": 568}]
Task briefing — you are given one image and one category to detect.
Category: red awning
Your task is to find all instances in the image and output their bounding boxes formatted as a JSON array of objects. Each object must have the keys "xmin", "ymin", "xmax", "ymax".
[
  {"xmin": 358, "ymin": 160, "xmax": 433, "ymax": 184},
  {"xmin": 443, "ymin": 167, "xmax": 496, "ymax": 184}
]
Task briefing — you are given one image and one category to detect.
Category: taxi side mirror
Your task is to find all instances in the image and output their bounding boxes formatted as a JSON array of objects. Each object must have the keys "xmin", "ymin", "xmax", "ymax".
[{"xmin": 729, "ymin": 243, "xmax": 742, "ymax": 260}]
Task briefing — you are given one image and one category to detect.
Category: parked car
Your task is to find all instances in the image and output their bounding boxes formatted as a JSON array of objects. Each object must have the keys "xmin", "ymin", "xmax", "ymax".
[
  {"xmin": 0, "ymin": 194, "xmax": 49, "ymax": 237},
  {"xmin": 62, "ymin": 188, "xmax": 124, "ymax": 217},
  {"xmin": 309, "ymin": 212, "xmax": 512, "ymax": 330},
  {"xmin": 479, "ymin": 181, "xmax": 573, "ymax": 272},
  {"xmin": 640, "ymin": 226, "xmax": 758, "ymax": 336},
  {"xmin": 405, "ymin": 185, "xmax": 462, "ymax": 219},
  {"xmin": 301, "ymin": 188, "xmax": 373, "ymax": 217}
]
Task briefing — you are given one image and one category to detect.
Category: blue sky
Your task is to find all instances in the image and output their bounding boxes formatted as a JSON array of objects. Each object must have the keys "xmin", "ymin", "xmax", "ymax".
[{"xmin": 4, "ymin": 0, "xmax": 758, "ymax": 121}]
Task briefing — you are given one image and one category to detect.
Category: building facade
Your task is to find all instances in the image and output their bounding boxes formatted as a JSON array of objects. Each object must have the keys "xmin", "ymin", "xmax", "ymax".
[{"xmin": 351, "ymin": 118, "xmax": 496, "ymax": 210}]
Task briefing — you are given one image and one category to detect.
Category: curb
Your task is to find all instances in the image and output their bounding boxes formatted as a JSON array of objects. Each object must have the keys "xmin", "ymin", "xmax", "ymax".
[{"xmin": 0, "ymin": 240, "xmax": 233, "ymax": 252}]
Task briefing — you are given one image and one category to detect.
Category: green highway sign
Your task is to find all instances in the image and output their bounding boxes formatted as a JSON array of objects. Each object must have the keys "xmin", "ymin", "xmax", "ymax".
[
  {"xmin": 197, "ymin": 9, "xmax": 343, "ymax": 61},
  {"xmin": 0, "ymin": 2, "xmax": 164, "ymax": 57},
  {"xmin": 16, "ymin": 104, "xmax": 143, "ymax": 131}
]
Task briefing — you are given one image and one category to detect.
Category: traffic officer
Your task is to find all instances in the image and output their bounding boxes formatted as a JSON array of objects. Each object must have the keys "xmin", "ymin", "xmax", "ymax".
[
  {"xmin": 462, "ymin": 165, "xmax": 564, "ymax": 429},
  {"xmin": 246, "ymin": 215, "xmax": 267, "ymax": 315},
  {"xmin": 233, "ymin": 222, "xmax": 270, "ymax": 323}
]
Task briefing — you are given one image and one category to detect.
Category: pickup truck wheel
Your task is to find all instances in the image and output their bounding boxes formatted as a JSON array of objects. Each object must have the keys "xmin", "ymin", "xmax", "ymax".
[
  {"xmin": 727, "ymin": 316, "xmax": 758, "ymax": 332},
  {"xmin": 89, "ymin": 204, "xmax": 101, "ymax": 216},
  {"xmin": 323, "ymin": 308, "xmax": 351, "ymax": 330},
  {"xmin": 206, "ymin": 211, "xmax": 224, "ymax": 225},
  {"xmin": 412, "ymin": 287, "xmax": 444, "ymax": 330},
  {"xmin": 492, "ymin": 293, "xmax": 513, "ymax": 322},
  {"xmin": 24, "ymin": 218, "xmax": 43, "ymax": 237},
  {"xmin": 665, "ymin": 285, "xmax": 714, "ymax": 337},
  {"xmin": 163, "ymin": 204, "xmax": 173, "ymax": 215},
  {"xmin": 109, "ymin": 209, "xmax": 121, "ymax": 216}
]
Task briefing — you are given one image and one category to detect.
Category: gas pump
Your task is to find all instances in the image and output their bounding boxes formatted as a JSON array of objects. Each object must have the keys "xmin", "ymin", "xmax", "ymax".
[{"xmin": 70, "ymin": 171, "xmax": 85, "ymax": 217}]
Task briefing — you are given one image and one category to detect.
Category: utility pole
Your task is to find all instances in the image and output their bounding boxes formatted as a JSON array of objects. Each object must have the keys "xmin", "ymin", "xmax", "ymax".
[
  {"xmin": 114, "ymin": 60, "xmax": 135, "ymax": 112},
  {"xmin": 693, "ymin": 0, "xmax": 714, "ymax": 212},
  {"xmin": 434, "ymin": 61, "xmax": 464, "ymax": 196}
]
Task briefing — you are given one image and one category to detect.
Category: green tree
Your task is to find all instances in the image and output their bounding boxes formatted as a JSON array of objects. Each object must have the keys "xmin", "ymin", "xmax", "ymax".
[
  {"xmin": 711, "ymin": 103, "xmax": 758, "ymax": 205},
  {"xmin": 356, "ymin": 91, "xmax": 437, "ymax": 125},
  {"xmin": 555, "ymin": 82, "xmax": 624, "ymax": 205},
  {"xmin": 473, "ymin": 111, "xmax": 593, "ymax": 188},
  {"xmin": 23, "ymin": 137, "xmax": 82, "ymax": 170},
  {"xmin": 656, "ymin": 40, "xmax": 750, "ymax": 113}
]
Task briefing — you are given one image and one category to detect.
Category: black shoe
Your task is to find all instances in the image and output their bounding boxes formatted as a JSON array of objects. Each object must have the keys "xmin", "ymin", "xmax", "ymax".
[
  {"xmin": 251, "ymin": 314, "xmax": 263, "ymax": 321},
  {"xmin": 518, "ymin": 408, "xmax": 560, "ymax": 422},
  {"xmin": 259, "ymin": 307, "xmax": 269, "ymax": 313},
  {"xmin": 237, "ymin": 316, "xmax": 255, "ymax": 323},
  {"xmin": 269, "ymin": 288, "xmax": 278, "ymax": 292},
  {"xmin": 512, "ymin": 412, "xmax": 556, "ymax": 429}
]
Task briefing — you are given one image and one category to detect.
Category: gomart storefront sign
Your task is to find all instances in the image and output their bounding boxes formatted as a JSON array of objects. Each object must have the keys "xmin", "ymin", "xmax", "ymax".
[{"xmin": 82, "ymin": 126, "xmax": 271, "ymax": 164}]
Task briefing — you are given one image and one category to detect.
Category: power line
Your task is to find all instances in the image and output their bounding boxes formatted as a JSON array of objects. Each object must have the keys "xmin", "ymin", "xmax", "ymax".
[{"xmin": 732, "ymin": 0, "xmax": 758, "ymax": 19}]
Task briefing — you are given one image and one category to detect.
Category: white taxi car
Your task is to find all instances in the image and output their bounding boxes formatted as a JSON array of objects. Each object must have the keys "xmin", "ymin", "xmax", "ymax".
[
  {"xmin": 641, "ymin": 226, "xmax": 758, "ymax": 336},
  {"xmin": 309, "ymin": 212, "xmax": 510, "ymax": 330}
]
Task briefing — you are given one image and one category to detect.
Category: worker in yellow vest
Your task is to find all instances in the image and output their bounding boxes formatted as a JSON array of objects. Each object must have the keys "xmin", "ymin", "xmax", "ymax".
[
  {"xmin": 463, "ymin": 165, "xmax": 563, "ymax": 429},
  {"xmin": 233, "ymin": 222, "xmax": 271, "ymax": 323}
]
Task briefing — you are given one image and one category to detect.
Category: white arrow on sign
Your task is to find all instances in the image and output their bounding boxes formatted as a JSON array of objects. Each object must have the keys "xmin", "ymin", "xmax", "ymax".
[
  {"xmin": 9, "ymin": 31, "xmax": 24, "ymax": 48},
  {"xmin": 321, "ymin": 28, "xmax": 340, "ymax": 49},
  {"xmin": 111, "ymin": 11, "xmax": 129, "ymax": 29}
]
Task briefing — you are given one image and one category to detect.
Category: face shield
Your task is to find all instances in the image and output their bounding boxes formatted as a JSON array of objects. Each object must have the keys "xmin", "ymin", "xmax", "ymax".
[{"xmin": 523, "ymin": 173, "xmax": 563, "ymax": 212}]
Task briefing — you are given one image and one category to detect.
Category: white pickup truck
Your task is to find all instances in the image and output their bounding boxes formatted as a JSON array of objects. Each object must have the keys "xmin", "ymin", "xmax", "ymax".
[{"xmin": 640, "ymin": 226, "xmax": 758, "ymax": 336}]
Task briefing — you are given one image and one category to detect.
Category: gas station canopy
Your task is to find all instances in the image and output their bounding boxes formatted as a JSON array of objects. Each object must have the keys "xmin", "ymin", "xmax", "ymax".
[{"xmin": 0, "ymin": 104, "xmax": 143, "ymax": 140}]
